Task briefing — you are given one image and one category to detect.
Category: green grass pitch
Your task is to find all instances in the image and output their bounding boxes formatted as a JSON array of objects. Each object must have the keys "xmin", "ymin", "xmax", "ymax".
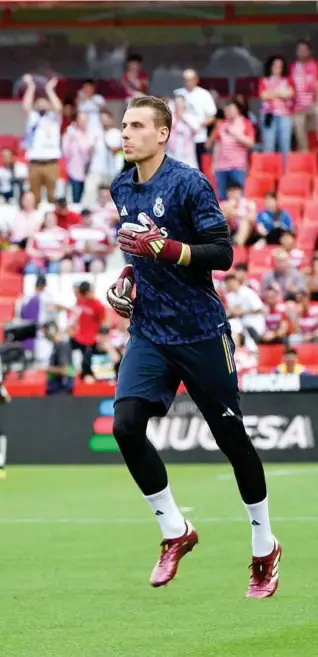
[{"xmin": 1, "ymin": 464, "xmax": 318, "ymax": 657}]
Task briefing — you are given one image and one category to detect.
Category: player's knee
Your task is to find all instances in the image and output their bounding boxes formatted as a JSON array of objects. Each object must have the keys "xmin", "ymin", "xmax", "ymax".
[{"xmin": 113, "ymin": 399, "xmax": 150, "ymax": 450}]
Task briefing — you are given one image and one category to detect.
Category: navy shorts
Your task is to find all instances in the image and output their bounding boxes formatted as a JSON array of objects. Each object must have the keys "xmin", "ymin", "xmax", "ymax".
[{"xmin": 115, "ymin": 332, "xmax": 241, "ymax": 419}]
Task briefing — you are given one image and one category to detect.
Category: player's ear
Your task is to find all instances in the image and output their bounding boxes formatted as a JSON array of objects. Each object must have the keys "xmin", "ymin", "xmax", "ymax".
[{"xmin": 158, "ymin": 126, "xmax": 169, "ymax": 145}]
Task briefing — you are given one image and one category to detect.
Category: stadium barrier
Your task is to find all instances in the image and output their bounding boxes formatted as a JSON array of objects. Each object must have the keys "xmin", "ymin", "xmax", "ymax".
[{"xmin": 3, "ymin": 392, "xmax": 318, "ymax": 464}]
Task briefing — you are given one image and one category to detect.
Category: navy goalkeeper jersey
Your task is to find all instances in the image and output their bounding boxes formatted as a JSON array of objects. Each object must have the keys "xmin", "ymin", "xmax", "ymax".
[{"xmin": 111, "ymin": 156, "xmax": 230, "ymax": 345}]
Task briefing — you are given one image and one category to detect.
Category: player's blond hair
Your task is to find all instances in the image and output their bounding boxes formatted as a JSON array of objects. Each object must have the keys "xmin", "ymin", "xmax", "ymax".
[{"xmin": 128, "ymin": 95, "xmax": 172, "ymax": 139}]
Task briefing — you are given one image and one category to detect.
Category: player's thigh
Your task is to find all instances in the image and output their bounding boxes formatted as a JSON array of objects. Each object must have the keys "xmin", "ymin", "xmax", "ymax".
[
  {"xmin": 115, "ymin": 334, "xmax": 180, "ymax": 415},
  {"xmin": 175, "ymin": 333, "xmax": 241, "ymax": 418}
]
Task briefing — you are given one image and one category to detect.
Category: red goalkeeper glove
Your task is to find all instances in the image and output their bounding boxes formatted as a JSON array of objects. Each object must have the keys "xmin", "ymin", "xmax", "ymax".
[
  {"xmin": 106, "ymin": 264, "xmax": 134, "ymax": 319},
  {"xmin": 118, "ymin": 213, "xmax": 186, "ymax": 263}
]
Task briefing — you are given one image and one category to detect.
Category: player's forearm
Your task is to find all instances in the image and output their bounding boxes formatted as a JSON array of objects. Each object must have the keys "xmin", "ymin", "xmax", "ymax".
[{"xmin": 186, "ymin": 224, "xmax": 233, "ymax": 271}]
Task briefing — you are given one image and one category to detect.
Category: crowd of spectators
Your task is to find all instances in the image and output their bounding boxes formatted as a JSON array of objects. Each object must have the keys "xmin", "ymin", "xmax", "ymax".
[{"xmin": 1, "ymin": 39, "xmax": 318, "ymax": 383}]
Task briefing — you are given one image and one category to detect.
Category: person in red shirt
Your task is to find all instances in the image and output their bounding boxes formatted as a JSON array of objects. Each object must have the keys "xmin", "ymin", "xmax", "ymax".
[
  {"xmin": 208, "ymin": 99, "xmax": 255, "ymax": 200},
  {"xmin": 68, "ymin": 208, "xmax": 112, "ymax": 273},
  {"xmin": 71, "ymin": 281, "xmax": 106, "ymax": 354},
  {"xmin": 293, "ymin": 290, "xmax": 318, "ymax": 342},
  {"xmin": 259, "ymin": 56, "xmax": 295, "ymax": 159},
  {"xmin": 290, "ymin": 40, "xmax": 318, "ymax": 152},
  {"xmin": 25, "ymin": 211, "xmax": 70, "ymax": 274},
  {"xmin": 262, "ymin": 286, "xmax": 290, "ymax": 344},
  {"xmin": 122, "ymin": 53, "xmax": 148, "ymax": 102},
  {"xmin": 55, "ymin": 197, "xmax": 81, "ymax": 230}
]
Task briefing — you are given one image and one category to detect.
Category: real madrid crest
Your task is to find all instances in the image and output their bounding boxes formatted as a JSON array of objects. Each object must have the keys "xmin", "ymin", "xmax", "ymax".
[{"xmin": 153, "ymin": 197, "xmax": 165, "ymax": 218}]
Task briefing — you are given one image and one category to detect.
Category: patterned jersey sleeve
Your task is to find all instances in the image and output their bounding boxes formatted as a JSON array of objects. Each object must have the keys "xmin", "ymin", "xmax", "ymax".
[{"xmin": 186, "ymin": 170, "xmax": 226, "ymax": 233}]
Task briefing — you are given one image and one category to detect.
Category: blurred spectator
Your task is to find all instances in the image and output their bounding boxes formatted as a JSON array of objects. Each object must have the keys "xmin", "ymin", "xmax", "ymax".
[
  {"xmin": 259, "ymin": 56, "xmax": 294, "ymax": 158},
  {"xmin": 122, "ymin": 53, "xmax": 149, "ymax": 102},
  {"xmin": 274, "ymin": 347, "xmax": 308, "ymax": 374},
  {"xmin": 55, "ymin": 197, "xmax": 81, "ymax": 230},
  {"xmin": 291, "ymin": 290, "xmax": 318, "ymax": 342},
  {"xmin": 0, "ymin": 149, "xmax": 28, "ymax": 203},
  {"xmin": 262, "ymin": 286, "xmax": 290, "ymax": 344},
  {"xmin": 25, "ymin": 211, "xmax": 70, "ymax": 275},
  {"xmin": 167, "ymin": 94, "xmax": 199, "ymax": 168},
  {"xmin": 81, "ymin": 326, "xmax": 122, "ymax": 383},
  {"xmin": 308, "ymin": 256, "xmax": 318, "ymax": 301},
  {"xmin": 224, "ymin": 273, "xmax": 265, "ymax": 347},
  {"xmin": 290, "ymin": 40, "xmax": 318, "ymax": 152},
  {"xmin": 220, "ymin": 182, "xmax": 256, "ymax": 245},
  {"xmin": 175, "ymin": 68, "xmax": 216, "ymax": 171},
  {"xmin": 61, "ymin": 98, "xmax": 76, "ymax": 135},
  {"xmin": 83, "ymin": 108, "xmax": 123, "ymax": 206},
  {"xmin": 233, "ymin": 263, "xmax": 261, "ymax": 294},
  {"xmin": 77, "ymin": 79, "xmax": 106, "ymax": 134},
  {"xmin": 256, "ymin": 192, "xmax": 294, "ymax": 244},
  {"xmin": 10, "ymin": 191, "xmax": 42, "ymax": 248},
  {"xmin": 279, "ymin": 231, "xmax": 305, "ymax": 269},
  {"xmin": 233, "ymin": 93, "xmax": 258, "ymax": 128},
  {"xmin": 68, "ymin": 209, "xmax": 111, "ymax": 273},
  {"xmin": 91, "ymin": 185, "xmax": 119, "ymax": 239},
  {"xmin": 42, "ymin": 321, "xmax": 74, "ymax": 394},
  {"xmin": 70, "ymin": 281, "xmax": 106, "ymax": 356},
  {"xmin": 62, "ymin": 112, "xmax": 92, "ymax": 203},
  {"xmin": 22, "ymin": 75, "xmax": 62, "ymax": 205},
  {"xmin": 209, "ymin": 100, "xmax": 255, "ymax": 200},
  {"xmin": 108, "ymin": 315, "xmax": 130, "ymax": 353},
  {"xmin": 232, "ymin": 332, "xmax": 258, "ymax": 375},
  {"xmin": 18, "ymin": 275, "xmax": 56, "ymax": 363},
  {"xmin": 261, "ymin": 248, "xmax": 307, "ymax": 298}
]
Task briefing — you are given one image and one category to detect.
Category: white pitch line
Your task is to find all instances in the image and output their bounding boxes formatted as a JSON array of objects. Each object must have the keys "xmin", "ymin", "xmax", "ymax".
[
  {"xmin": 0, "ymin": 516, "xmax": 317, "ymax": 525},
  {"xmin": 217, "ymin": 467, "xmax": 318, "ymax": 481}
]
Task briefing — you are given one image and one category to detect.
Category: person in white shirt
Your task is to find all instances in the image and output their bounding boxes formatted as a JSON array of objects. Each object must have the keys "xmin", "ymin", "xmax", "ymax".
[
  {"xmin": 83, "ymin": 108, "xmax": 123, "ymax": 207},
  {"xmin": 174, "ymin": 68, "xmax": 217, "ymax": 171},
  {"xmin": 224, "ymin": 273, "xmax": 265, "ymax": 349},
  {"xmin": 77, "ymin": 79, "xmax": 106, "ymax": 135},
  {"xmin": 22, "ymin": 74, "xmax": 62, "ymax": 205},
  {"xmin": 167, "ymin": 94, "xmax": 199, "ymax": 168},
  {"xmin": 0, "ymin": 148, "xmax": 28, "ymax": 202}
]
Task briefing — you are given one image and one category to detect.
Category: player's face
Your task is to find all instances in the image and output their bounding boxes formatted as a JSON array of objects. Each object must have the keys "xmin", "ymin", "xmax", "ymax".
[{"xmin": 122, "ymin": 107, "xmax": 168, "ymax": 162}]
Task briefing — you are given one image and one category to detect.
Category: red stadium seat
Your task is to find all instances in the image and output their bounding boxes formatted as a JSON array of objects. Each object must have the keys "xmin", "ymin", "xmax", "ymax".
[
  {"xmin": 0, "ymin": 135, "xmax": 17, "ymax": 152},
  {"xmin": 296, "ymin": 224, "xmax": 318, "ymax": 249},
  {"xmin": 245, "ymin": 174, "xmax": 276, "ymax": 198},
  {"xmin": 0, "ymin": 250, "xmax": 28, "ymax": 274},
  {"xmin": 285, "ymin": 152, "xmax": 317, "ymax": 177},
  {"xmin": 249, "ymin": 246, "xmax": 275, "ymax": 269},
  {"xmin": 258, "ymin": 345, "xmax": 284, "ymax": 373},
  {"xmin": 277, "ymin": 198, "xmax": 304, "ymax": 229},
  {"xmin": 303, "ymin": 199, "xmax": 318, "ymax": 223},
  {"xmin": 58, "ymin": 158, "xmax": 68, "ymax": 181},
  {"xmin": 234, "ymin": 76, "xmax": 259, "ymax": 98},
  {"xmin": 0, "ymin": 275, "xmax": 23, "ymax": 298},
  {"xmin": 296, "ymin": 343, "xmax": 318, "ymax": 367},
  {"xmin": 201, "ymin": 153, "xmax": 213, "ymax": 183},
  {"xmin": 233, "ymin": 246, "xmax": 248, "ymax": 265},
  {"xmin": 312, "ymin": 177, "xmax": 318, "ymax": 197},
  {"xmin": 200, "ymin": 77, "xmax": 229, "ymax": 97},
  {"xmin": 278, "ymin": 174, "xmax": 312, "ymax": 199},
  {"xmin": 250, "ymin": 153, "xmax": 283, "ymax": 178}
]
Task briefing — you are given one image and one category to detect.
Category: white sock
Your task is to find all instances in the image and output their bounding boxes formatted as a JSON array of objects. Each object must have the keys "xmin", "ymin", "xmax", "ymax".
[
  {"xmin": 144, "ymin": 484, "xmax": 186, "ymax": 539},
  {"xmin": 244, "ymin": 497, "xmax": 275, "ymax": 557}
]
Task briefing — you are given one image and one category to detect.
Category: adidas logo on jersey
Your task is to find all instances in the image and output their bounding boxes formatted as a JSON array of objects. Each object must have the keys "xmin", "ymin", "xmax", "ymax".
[{"xmin": 120, "ymin": 206, "xmax": 128, "ymax": 217}]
